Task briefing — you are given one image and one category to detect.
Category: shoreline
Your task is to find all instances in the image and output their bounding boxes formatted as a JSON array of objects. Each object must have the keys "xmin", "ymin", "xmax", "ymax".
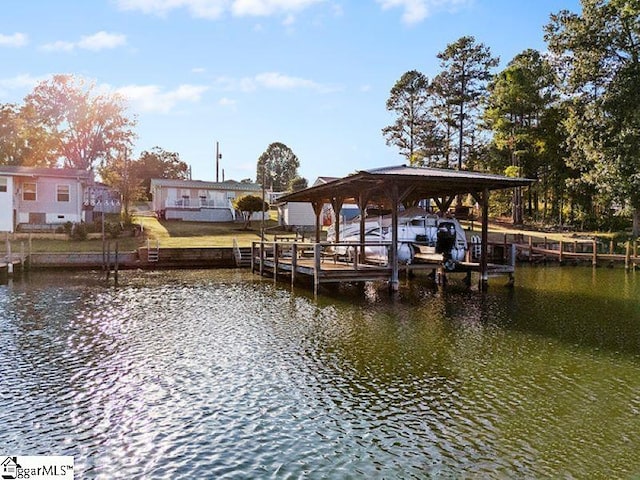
[{"xmin": 22, "ymin": 247, "xmax": 239, "ymax": 270}]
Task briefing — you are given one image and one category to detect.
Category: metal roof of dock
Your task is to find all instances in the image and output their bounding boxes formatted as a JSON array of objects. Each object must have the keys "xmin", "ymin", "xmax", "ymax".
[{"xmin": 279, "ymin": 165, "xmax": 534, "ymax": 204}]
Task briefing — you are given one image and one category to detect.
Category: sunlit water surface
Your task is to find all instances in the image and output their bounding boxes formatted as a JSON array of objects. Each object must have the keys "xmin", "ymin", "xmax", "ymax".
[{"xmin": 1, "ymin": 266, "xmax": 639, "ymax": 479}]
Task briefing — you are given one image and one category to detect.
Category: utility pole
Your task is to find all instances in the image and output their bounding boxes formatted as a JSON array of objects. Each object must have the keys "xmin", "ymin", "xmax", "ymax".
[
  {"xmin": 261, "ymin": 166, "xmax": 265, "ymax": 240},
  {"xmin": 215, "ymin": 141, "xmax": 222, "ymax": 182}
]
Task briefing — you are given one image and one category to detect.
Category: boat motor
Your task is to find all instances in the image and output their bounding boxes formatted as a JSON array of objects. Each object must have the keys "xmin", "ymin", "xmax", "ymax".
[{"xmin": 436, "ymin": 222, "xmax": 457, "ymax": 270}]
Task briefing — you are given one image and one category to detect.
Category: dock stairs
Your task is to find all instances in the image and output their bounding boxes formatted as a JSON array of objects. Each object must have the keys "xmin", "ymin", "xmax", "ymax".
[
  {"xmin": 233, "ymin": 239, "xmax": 252, "ymax": 267},
  {"xmin": 147, "ymin": 239, "xmax": 160, "ymax": 263}
]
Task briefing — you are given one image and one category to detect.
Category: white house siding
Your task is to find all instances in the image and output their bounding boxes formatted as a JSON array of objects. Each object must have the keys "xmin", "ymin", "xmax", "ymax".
[
  {"xmin": 150, "ymin": 178, "xmax": 262, "ymax": 223},
  {"xmin": 0, "ymin": 176, "xmax": 14, "ymax": 232},
  {"xmin": 165, "ymin": 207, "xmax": 234, "ymax": 222},
  {"xmin": 15, "ymin": 177, "xmax": 83, "ymax": 225},
  {"xmin": 279, "ymin": 202, "xmax": 317, "ymax": 227}
]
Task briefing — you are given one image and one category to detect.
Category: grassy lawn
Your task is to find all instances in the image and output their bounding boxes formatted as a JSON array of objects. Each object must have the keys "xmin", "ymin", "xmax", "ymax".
[
  {"xmin": 0, "ymin": 234, "xmax": 142, "ymax": 254},
  {"xmin": 135, "ymin": 215, "xmax": 281, "ymax": 248}
]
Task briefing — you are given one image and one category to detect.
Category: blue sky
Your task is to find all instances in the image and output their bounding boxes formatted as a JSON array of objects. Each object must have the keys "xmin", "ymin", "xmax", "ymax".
[{"xmin": 1, "ymin": 0, "xmax": 582, "ymax": 185}]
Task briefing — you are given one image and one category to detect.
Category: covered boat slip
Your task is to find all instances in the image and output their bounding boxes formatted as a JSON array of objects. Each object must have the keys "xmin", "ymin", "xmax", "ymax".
[
  {"xmin": 251, "ymin": 239, "xmax": 519, "ymax": 295},
  {"xmin": 259, "ymin": 165, "xmax": 534, "ymax": 291}
]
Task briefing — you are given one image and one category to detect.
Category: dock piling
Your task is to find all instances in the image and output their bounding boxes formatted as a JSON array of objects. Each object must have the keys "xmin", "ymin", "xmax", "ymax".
[{"xmin": 625, "ymin": 241, "xmax": 631, "ymax": 271}]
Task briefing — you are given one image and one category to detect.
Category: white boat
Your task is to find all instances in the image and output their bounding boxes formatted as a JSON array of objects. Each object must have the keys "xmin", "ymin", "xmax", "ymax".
[{"xmin": 326, "ymin": 206, "xmax": 468, "ymax": 269}]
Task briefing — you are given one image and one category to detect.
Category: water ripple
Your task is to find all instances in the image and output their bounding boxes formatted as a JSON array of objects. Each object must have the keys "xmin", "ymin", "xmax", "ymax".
[{"xmin": 1, "ymin": 269, "xmax": 640, "ymax": 478}]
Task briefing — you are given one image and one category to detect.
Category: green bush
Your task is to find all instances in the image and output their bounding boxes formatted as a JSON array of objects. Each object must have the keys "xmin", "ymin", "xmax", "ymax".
[
  {"xmin": 71, "ymin": 222, "xmax": 88, "ymax": 241},
  {"xmin": 106, "ymin": 222, "xmax": 123, "ymax": 239}
]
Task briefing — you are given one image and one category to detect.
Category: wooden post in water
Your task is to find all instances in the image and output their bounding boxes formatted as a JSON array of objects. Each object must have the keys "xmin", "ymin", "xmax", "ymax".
[
  {"xmin": 503, "ymin": 233, "xmax": 508, "ymax": 263},
  {"xmin": 114, "ymin": 241, "xmax": 119, "ymax": 286},
  {"xmin": 625, "ymin": 241, "xmax": 631, "ymax": 271},
  {"xmin": 273, "ymin": 242, "xmax": 278, "ymax": 282},
  {"xmin": 559, "ymin": 240, "xmax": 564, "ymax": 264},
  {"xmin": 609, "ymin": 239, "xmax": 614, "ymax": 254},
  {"xmin": 259, "ymin": 241, "xmax": 264, "ymax": 276},
  {"xmin": 20, "ymin": 242, "xmax": 25, "ymax": 275},
  {"xmin": 592, "ymin": 238, "xmax": 598, "ymax": 267},
  {"xmin": 314, "ymin": 243, "xmax": 322, "ymax": 296},
  {"xmin": 479, "ymin": 188, "xmax": 490, "ymax": 291},
  {"xmin": 291, "ymin": 243, "xmax": 297, "ymax": 287},
  {"xmin": 6, "ymin": 235, "xmax": 13, "ymax": 276},
  {"xmin": 528, "ymin": 236, "xmax": 533, "ymax": 262},
  {"xmin": 106, "ymin": 241, "xmax": 111, "ymax": 280},
  {"xmin": 27, "ymin": 234, "xmax": 32, "ymax": 271}
]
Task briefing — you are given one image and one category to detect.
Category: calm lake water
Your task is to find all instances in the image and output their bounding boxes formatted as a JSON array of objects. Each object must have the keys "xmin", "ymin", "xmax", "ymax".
[{"xmin": 1, "ymin": 266, "xmax": 639, "ymax": 479}]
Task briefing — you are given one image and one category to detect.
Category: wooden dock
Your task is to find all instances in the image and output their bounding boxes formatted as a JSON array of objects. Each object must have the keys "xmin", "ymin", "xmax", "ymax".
[
  {"xmin": 495, "ymin": 234, "xmax": 640, "ymax": 270},
  {"xmin": 251, "ymin": 240, "xmax": 517, "ymax": 294},
  {"xmin": 1, "ymin": 236, "xmax": 29, "ymax": 279}
]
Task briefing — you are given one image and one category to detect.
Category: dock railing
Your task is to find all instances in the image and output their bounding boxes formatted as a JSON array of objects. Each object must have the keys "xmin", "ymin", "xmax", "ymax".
[
  {"xmin": 492, "ymin": 233, "xmax": 639, "ymax": 270},
  {"xmin": 252, "ymin": 239, "xmax": 395, "ymax": 292}
]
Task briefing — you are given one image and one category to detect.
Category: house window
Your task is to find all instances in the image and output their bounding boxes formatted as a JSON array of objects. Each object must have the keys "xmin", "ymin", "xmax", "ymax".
[
  {"xmin": 23, "ymin": 182, "xmax": 37, "ymax": 201},
  {"xmin": 181, "ymin": 189, "xmax": 190, "ymax": 207},
  {"xmin": 0, "ymin": 177, "xmax": 7, "ymax": 193},
  {"xmin": 199, "ymin": 190, "xmax": 207, "ymax": 206},
  {"xmin": 57, "ymin": 184, "xmax": 70, "ymax": 202}
]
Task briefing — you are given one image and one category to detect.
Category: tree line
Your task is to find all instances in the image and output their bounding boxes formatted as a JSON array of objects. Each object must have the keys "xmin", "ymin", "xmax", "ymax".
[
  {"xmin": 2, "ymin": 1, "xmax": 637, "ymax": 235},
  {"xmin": 382, "ymin": 0, "xmax": 640, "ymax": 236}
]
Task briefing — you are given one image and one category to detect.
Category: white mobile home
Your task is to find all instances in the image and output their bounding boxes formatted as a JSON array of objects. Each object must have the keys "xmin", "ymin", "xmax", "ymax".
[
  {"xmin": 150, "ymin": 178, "xmax": 264, "ymax": 222},
  {"xmin": 0, "ymin": 166, "xmax": 92, "ymax": 232}
]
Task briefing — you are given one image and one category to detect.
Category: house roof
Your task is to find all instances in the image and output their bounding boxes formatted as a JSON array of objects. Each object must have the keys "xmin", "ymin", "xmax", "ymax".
[
  {"xmin": 0, "ymin": 165, "xmax": 91, "ymax": 179},
  {"xmin": 312, "ymin": 176, "xmax": 340, "ymax": 186},
  {"xmin": 150, "ymin": 177, "xmax": 262, "ymax": 192},
  {"xmin": 279, "ymin": 164, "xmax": 535, "ymax": 206}
]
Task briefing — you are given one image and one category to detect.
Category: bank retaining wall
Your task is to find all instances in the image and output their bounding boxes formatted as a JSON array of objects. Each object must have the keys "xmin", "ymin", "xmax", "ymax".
[{"xmin": 28, "ymin": 248, "xmax": 237, "ymax": 269}]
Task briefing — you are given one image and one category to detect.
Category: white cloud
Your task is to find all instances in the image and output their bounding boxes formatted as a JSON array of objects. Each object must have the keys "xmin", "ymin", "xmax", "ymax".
[
  {"xmin": 255, "ymin": 72, "xmax": 319, "ymax": 89},
  {"xmin": 116, "ymin": 83, "xmax": 209, "ymax": 113},
  {"xmin": 116, "ymin": 0, "xmax": 324, "ymax": 19},
  {"xmin": 41, "ymin": 40, "xmax": 76, "ymax": 52},
  {"xmin": 215, "ymin": 71, "xmax": 338, "ymax": 93},
  {"xmin": 0, "ymin": 32, "xmax": 28, "ymax": 47},
  {"xmin": 218, "ymin": 97, "xmax": 237, "ymax": 108},
  {"xmin": 41, "ymin": 31, "xmax": 127, "ymax": 52},
  {"xmin": 231, "ymin": 0, "xmax": 322, "ymax": 17},
  {"xmin": 0, "ymin": 73, "xmax": 44, "ymax": 98},
  {"xmin": 117, "ymin": 0, "xmax": 227, "ymax": 18},
  {"xmin": 282, "ymin": 13, "xmax": 296, "ymax": 25},
  {"xmin": 78, "ymin": 31, "xmax": 127, "ymax": 51},
  {"xmin": 377, "ymin": 0, "xmax": 472, "ymax": 24}
]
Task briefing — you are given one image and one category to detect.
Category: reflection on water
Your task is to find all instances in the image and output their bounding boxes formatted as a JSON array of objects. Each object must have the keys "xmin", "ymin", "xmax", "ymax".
[{"xmin": 1, "ymin": 266, "xmax": 639, "ymax": 478}]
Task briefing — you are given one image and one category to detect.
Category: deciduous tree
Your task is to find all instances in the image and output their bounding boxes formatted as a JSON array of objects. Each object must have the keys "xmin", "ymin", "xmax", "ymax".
[
  {"xmin": 256, "ymin": 142, "xmax": 300, "ymax": 192},
  {"xmin": 98, "ymin": 149, "xmax": 142, "ymax": 219},
  {"xmin": 132, "ymin": 147, "xmax": 189, "ymax": 199},
  {"xmin": 546, "ymin": 0, "xmax": 640, "ymax": 234},
  {"xmin": 233, "ymin": 194, "xmax": 268, "ymax": 229},
  {"xmin": 484, "ymin": 49, "xmax": 564, "ymax": 223},
  {"xmin": 289, "ymin": 176, "xmax": 308, "ymax": 191},
  {"xmin": 23, "ymin": 74, "xmax": 136, "ymax": 171},
  {"xmin": 0, "ymin": 103, "xmax": 57, "ymax": 167}
]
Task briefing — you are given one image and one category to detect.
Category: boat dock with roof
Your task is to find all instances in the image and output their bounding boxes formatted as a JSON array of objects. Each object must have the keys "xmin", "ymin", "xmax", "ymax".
[{"xmin": 253, "ymin": 165, "xmax": 533, "ymax": 293}]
